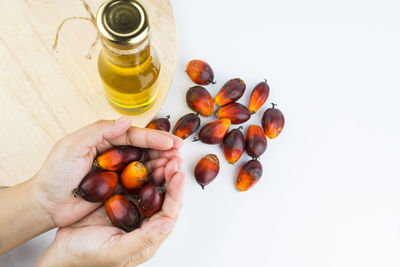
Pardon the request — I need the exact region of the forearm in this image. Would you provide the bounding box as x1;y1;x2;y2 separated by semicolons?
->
0;178;55;255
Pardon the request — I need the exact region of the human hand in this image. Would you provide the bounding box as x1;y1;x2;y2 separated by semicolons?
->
36;159;186;267
32;117;183;228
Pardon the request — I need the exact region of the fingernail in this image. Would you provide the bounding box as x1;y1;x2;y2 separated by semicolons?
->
116;116;131;125
160;222;174;234
176;158;183;170
173;160;179;171
175;161;181;171
174;138;183;149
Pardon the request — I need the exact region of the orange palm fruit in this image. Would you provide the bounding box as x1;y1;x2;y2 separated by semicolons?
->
146;115;171;132
236;160;263;192
194;154;220;189
216;103;250;124
186;86;214;116
120;161;148;193
173;113;201;139
261;103;285;139
186;60;215;85
245;125;267;158
222;127;245;164
94;146;143;171
214;78;246;106
73;171;118;203
105;194;140;232
248;80;270;114
197;119;231;144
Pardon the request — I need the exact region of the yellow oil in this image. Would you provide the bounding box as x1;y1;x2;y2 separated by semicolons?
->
98;43;161;115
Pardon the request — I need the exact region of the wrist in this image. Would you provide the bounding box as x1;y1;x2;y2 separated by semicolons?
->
0;178;56;255
28;176;57;230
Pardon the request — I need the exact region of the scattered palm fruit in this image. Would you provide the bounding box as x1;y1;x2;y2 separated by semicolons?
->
194;154;220;189
138;184;166;217
246;125;267;158
222;127;245;164
216;103;250;124
186;86;214;116
214;78;246;106
120;161;148;193
248;80;270;114
173;113;201;139
186;60;215;85
262;103;285;139
75;58;285;225
197;118;231;144
72;171;118;203
105;194;140;232
146;115;171;132
94;146;143;171
236;160;263;192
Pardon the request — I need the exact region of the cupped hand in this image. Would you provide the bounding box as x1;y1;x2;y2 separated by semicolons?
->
36;159;186;267
32;117;183;227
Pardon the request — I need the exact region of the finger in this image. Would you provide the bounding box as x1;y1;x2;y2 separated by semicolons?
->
62;117;132;156
176;157;183;171
176;157;183;170
63;118;183;158
149;157;182;185
157;171;186;222
144;158;169;174
118;217;175;264
110;127;183;151
151;167;165;185
145;148;181;161
164;157;181;183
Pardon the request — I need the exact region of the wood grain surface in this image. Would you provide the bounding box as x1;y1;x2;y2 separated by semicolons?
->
0;0;177;186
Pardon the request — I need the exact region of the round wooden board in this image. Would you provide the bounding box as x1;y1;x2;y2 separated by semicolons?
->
0;0;177;186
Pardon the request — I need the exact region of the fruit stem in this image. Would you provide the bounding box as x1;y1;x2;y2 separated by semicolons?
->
166;115;171;119
200;184;205;190
237;126;243;130
192;137;200;142
92;160;100;168
72;188;82;198
195;111;200;117
156;186;167;193
264;79;268;83
271;103;277;109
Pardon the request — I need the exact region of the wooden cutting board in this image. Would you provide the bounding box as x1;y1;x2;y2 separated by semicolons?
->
0;0;177;186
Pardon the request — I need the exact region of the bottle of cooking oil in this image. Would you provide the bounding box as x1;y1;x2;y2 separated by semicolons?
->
97;0;160;115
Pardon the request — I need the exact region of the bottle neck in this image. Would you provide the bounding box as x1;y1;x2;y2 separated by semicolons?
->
101;36;151;67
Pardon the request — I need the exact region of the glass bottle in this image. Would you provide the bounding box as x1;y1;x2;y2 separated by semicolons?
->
97;0;161;115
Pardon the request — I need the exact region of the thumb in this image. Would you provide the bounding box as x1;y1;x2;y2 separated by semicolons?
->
59;116;132;155
117;217;175;263
70;116;132;145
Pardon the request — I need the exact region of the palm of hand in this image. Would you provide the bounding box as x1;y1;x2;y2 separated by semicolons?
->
51;209;124;266
37;143;98;227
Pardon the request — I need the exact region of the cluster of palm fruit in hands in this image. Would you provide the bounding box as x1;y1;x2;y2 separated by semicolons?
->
73;146;165;232
147;59;285;192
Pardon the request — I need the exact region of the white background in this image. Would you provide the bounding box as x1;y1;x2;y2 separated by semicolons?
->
2;0;400;266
